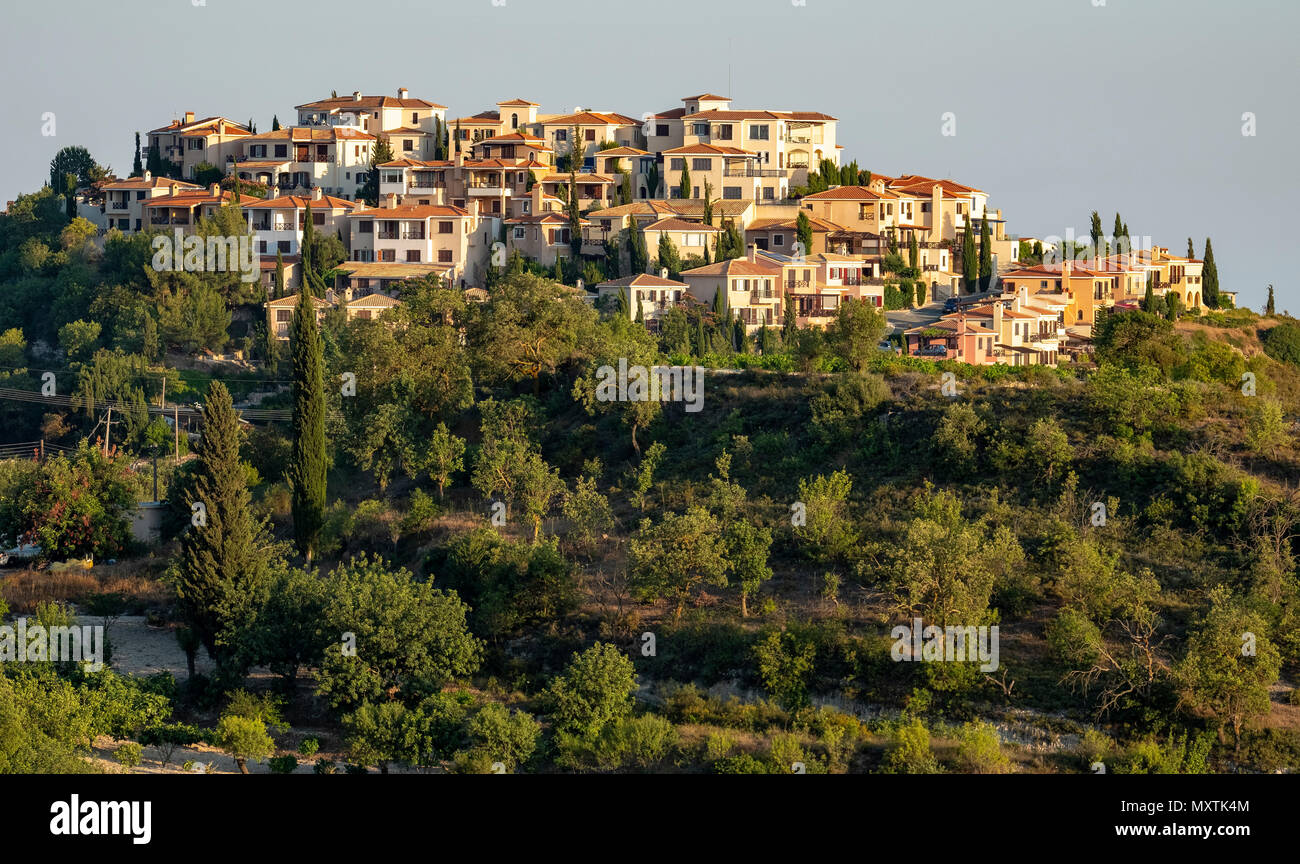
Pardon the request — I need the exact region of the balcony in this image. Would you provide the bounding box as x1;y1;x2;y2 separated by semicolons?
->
467;185;511;196
784;279;813;290
724;166;784;178
150;216;190;226
110;201;129;211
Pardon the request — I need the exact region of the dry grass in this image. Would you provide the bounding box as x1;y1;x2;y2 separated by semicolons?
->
1;558;170;615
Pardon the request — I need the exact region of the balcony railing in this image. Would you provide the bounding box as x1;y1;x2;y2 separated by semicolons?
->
150;216;190;225
785;279;812;290
724;166;784;178
110;201;129;210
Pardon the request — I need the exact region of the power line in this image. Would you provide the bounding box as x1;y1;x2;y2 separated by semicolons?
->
0;386;339;422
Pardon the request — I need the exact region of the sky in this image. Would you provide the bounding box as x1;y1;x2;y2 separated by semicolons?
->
2;0;1295;311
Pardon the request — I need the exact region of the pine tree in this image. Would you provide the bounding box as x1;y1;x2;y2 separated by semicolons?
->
288;277;326;562
272;115;281;132
1202;238;1219;308
679;162;691;200
978;210;992;291
132;132;143;178
174;381;268;660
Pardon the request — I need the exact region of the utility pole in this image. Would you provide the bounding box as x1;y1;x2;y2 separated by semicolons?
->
104;406;112;457
174;406;180;464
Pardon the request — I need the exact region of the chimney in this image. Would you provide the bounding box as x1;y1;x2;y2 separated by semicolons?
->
312;186;323;201
993;301;1003;336
1018;284;1029;309
930;185;942;244
184;111;195;124
531;182;543;213
385;192;398;209
353;91;362;102
143;170;152;183
454;148;464;169
747;243;756;261
218;120;226;135
660;267;668;280
210;183;220;197
398;87;409;100
269;186;280;199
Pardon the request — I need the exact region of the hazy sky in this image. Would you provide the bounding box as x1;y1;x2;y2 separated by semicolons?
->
2;0;1295;310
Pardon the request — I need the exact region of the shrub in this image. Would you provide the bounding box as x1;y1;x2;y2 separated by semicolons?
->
113;741;143;769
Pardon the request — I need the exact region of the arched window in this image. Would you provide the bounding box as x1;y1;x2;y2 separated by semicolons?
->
511;113;519;130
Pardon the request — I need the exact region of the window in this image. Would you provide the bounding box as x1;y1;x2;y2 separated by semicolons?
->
763;187;774;200
438;221;453;234
276;310;293;323
406;250;421;262
921;202;930;213
669;158;684;171
136;191;145;200
358;220;373;233
715;124;733;140
313;212;325;226
693;123;708;136
257;240;267;254
411;112;419;123
555;129;567;141
438;250;452;263
278;241;291;253
723;187;741;199
655;124;669;137
684;233;704;247
274;144;287;158
511;113;518;129
692;158;712;171
773;234;784;246
584;129;595;141
749;124;769;140
187;138;202;150
403;140;414;151
379;249;396;262
513;227;525;239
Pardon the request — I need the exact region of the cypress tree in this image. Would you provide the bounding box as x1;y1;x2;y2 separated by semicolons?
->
703;180;714;226
132;132;143;178
174;381;268;660
1202;238;1219;308
635;293;644;324
694;313;707;357
783;293;798;343
1187;237;1195;259
657;231;681;279
796;210;813;256
272;115;281;132
288;276;326;562
628;224;648;275
1112;212;1124;253
273;250;286;300
454;120;462;154
567;125;582;260
1266;284;1275;316
1089;211;1103;258
554;253;564;284
1142;278;1155;313
978;210;992;291
679;162;691;200
908;231;919;272
300;201;316;286
961;224;978;292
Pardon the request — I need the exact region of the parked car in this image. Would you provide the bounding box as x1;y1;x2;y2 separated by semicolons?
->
913;344;949;357
943;297;960;313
